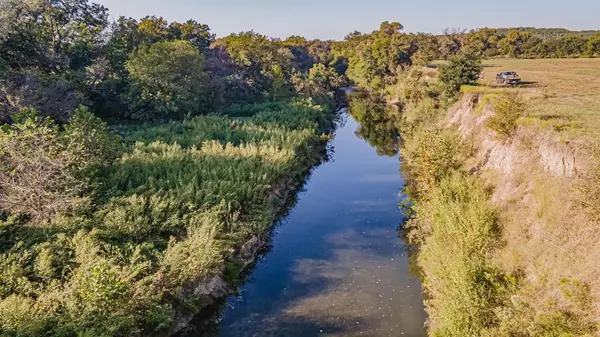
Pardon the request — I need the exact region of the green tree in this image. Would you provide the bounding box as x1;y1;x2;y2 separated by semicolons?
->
411;33;440;66
438;53;482;98
464;28;500;57
438;28;466;59
105;17;142;75
137;16;169;45
498;30;532;57
0;0;108;71
217;31;294;100
168;20;214;51
585;33;600;57
293;63;344;106
346;22;416;92
555;35;588;57
124;40;211;120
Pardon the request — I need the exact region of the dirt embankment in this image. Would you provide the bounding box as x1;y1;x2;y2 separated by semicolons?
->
446;93;600;326
447;93;587;178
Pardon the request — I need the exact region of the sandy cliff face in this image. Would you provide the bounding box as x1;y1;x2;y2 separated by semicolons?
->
447;93;587;179
445;93;600;327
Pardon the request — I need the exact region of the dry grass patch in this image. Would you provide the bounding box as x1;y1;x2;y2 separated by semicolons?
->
476;59;600;138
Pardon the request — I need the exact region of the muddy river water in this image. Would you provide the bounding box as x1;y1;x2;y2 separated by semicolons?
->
184;110;426;336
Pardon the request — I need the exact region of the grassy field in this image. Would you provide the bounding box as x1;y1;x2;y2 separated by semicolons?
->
464;58;600;138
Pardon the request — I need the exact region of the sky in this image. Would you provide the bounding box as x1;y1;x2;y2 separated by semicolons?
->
94;0;600;40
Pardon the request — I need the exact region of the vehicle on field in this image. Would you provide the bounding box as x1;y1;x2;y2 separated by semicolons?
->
496;71;521;85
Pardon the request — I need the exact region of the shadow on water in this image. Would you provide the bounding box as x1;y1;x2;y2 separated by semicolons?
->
180;97;426;337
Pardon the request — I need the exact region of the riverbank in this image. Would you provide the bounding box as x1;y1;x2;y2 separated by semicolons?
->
393;62;600;336
179;107;426;337
0;99;339;337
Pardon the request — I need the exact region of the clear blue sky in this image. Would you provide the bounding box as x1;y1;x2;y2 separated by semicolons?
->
94;0;600;40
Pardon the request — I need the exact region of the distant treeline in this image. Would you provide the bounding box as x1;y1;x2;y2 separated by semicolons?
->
2;2;598;124
444;27;600;59
327;23;600;92
494;27;600;39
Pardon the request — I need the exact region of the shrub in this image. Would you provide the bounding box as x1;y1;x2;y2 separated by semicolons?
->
410;173;506;337
401;126;462;196
67;263;137;335
160;210;228;287
486;92;528;138
0;107;119;220
63;106;123;171
438;53;482;98
0;109;87;220
0;295;52;336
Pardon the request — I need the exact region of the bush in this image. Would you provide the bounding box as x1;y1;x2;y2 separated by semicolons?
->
0;109;87;220
438;53;482;98
486;92;528;138
401;126;462;196
0;107;119;220
409;173;506;337
292;63;345;107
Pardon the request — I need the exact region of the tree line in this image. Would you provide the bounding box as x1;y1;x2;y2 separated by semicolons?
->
329;22;600;94
2;0;598;125
0;0;346;125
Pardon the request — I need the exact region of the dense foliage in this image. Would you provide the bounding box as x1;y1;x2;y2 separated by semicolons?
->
335;25;600;94
0;99;336;336
0;1;344;335
124;40;211;120
1;0;599;336
486;92;529;138
0;0;343;123
437;53;482;98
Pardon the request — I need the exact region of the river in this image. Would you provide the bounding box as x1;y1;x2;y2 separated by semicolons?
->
183;105;426;336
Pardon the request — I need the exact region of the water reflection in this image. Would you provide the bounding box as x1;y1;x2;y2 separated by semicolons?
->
181;107;426;337
348;97;402;157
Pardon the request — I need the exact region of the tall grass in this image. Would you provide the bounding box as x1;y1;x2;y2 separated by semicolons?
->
408;173;507;337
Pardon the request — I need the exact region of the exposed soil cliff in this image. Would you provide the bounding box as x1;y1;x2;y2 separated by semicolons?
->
447;93;587;178
445;93;600;331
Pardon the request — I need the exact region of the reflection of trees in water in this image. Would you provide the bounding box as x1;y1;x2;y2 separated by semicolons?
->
348;97;402;157
349;96;425;284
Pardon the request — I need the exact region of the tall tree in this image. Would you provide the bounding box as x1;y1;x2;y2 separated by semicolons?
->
124;40;210;120
168;20;214;51
498;30;532;58
0;0;108;70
